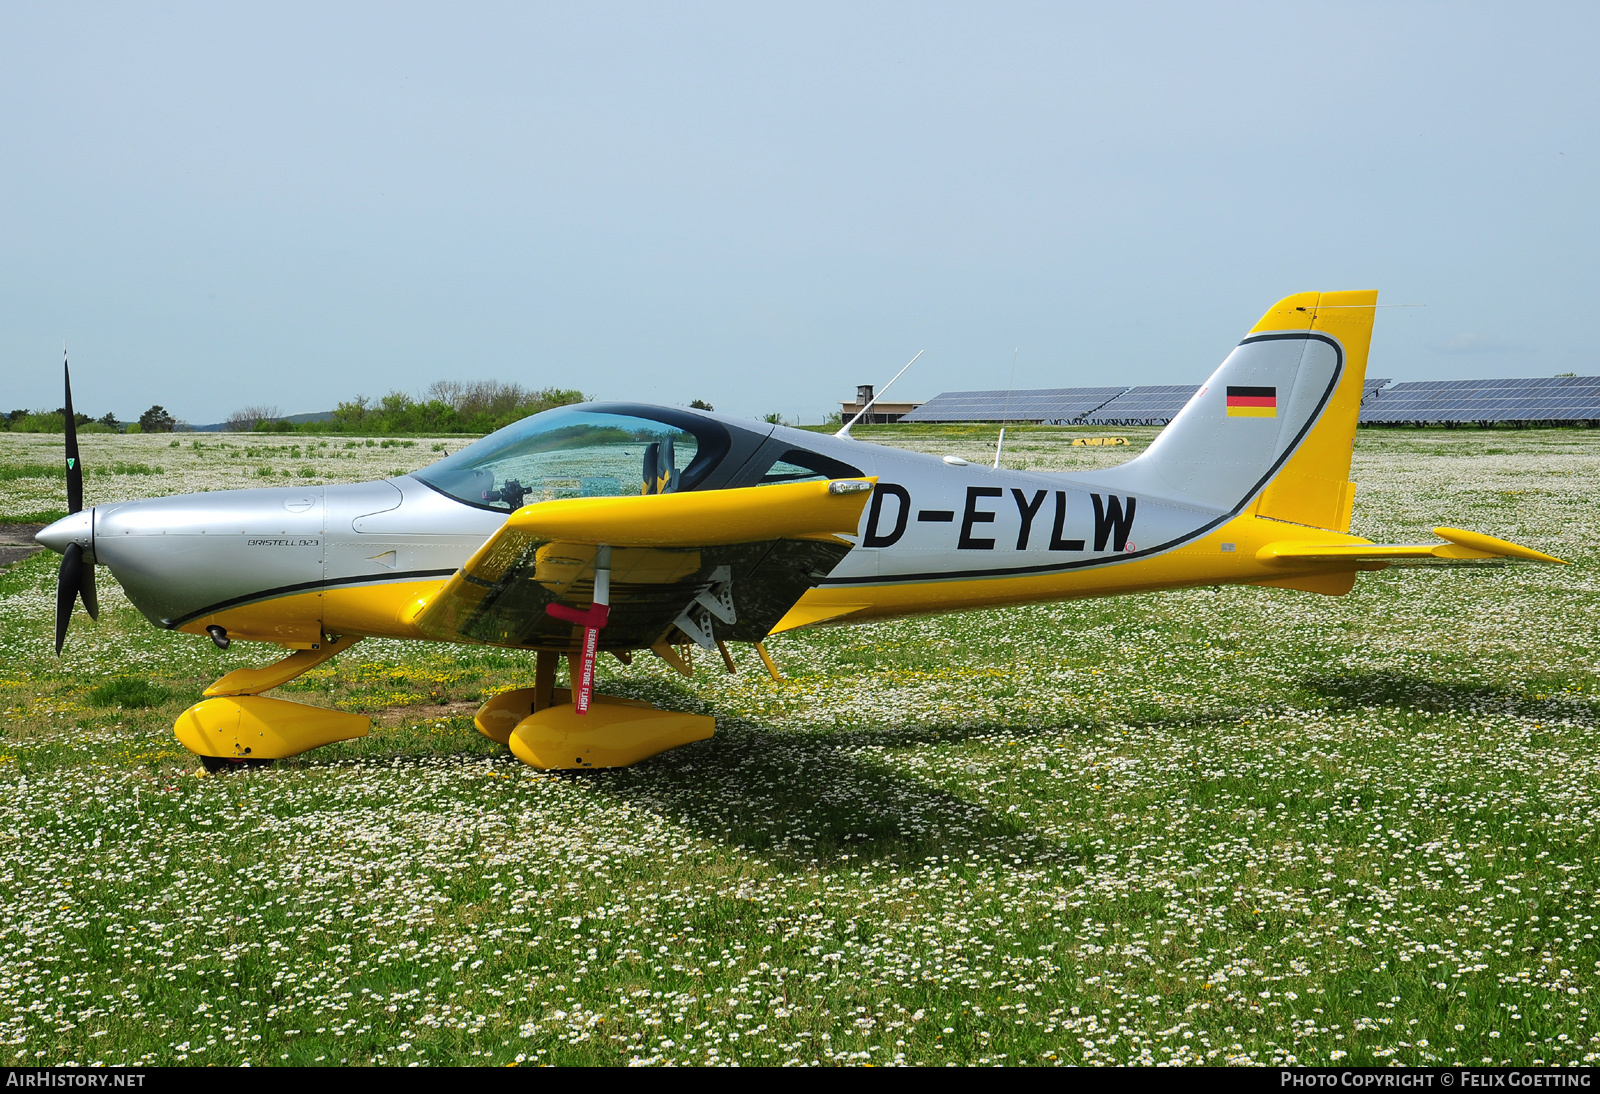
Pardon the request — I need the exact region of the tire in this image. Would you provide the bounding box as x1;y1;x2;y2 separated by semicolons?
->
198;755;275;774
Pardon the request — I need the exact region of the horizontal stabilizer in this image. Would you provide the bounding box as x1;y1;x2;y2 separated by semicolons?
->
1258;526;1565;566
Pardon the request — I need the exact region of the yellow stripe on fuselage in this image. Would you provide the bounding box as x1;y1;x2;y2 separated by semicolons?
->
178;512;1555;650
771;511;1374;632
176;577;450;648
1225;405;1277;418
179;511;1385;648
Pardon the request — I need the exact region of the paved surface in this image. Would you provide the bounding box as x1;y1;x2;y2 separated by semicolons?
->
0;524;45;569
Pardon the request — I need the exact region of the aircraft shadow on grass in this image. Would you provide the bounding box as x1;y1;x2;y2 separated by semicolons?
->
1300;669;1599;724
283;720;1073;873
572;714;1097;873
350;681;1251;873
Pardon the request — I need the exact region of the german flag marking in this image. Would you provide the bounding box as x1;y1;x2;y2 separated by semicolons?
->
1226;385;1277;418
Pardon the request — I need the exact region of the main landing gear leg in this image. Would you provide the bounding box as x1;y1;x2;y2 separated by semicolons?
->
474;651;566;744
175;635;369;770
473;647;713;770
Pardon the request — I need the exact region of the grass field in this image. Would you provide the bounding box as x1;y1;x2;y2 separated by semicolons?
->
1;423;1598;1066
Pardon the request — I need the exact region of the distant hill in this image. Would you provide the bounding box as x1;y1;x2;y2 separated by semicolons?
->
188;411;335;433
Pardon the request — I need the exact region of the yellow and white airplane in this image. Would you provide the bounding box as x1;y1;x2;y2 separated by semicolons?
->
37;291;1564;771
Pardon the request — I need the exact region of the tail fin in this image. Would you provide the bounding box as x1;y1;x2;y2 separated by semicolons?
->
1096;290;1377;531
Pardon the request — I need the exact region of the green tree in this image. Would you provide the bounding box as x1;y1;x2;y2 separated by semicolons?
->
332;395;371;427
138;405;176;433
689;399;714;411
319;382;586;435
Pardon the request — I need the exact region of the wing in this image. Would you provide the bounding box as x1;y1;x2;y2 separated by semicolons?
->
1258;526;1565;567
410;478;875;650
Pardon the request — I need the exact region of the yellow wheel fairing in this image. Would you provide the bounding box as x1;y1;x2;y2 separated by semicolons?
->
175;695;370;760
474;687;654;745
507;703;714;770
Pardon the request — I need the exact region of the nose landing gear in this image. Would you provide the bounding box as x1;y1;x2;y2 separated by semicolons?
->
176;635;369;769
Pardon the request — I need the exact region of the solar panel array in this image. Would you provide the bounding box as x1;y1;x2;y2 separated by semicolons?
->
1081;385;1201;426
1359;376;1600;425
899;386;1126;423
899;375;1598;428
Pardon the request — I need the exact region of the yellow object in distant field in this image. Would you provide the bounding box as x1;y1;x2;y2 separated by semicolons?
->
1069;436;1128;447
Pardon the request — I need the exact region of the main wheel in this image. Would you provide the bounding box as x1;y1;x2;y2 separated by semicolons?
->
199;755;275;774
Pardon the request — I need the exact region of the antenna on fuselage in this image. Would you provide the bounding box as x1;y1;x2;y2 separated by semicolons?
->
993;346;1018;469
836;350;923;439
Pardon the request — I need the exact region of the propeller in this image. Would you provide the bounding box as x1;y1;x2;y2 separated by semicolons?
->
54;352;98;656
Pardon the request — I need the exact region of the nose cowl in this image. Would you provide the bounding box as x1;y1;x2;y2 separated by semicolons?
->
36;510;93;559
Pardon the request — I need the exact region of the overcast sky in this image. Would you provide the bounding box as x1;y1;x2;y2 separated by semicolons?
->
2;3;1596;424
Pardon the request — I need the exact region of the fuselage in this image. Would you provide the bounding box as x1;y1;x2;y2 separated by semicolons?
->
35;400;1356;651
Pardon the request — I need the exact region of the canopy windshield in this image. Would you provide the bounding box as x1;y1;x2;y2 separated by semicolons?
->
415;405;732;512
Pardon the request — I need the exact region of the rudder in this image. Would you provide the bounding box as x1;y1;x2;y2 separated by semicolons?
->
1251;291;1376;532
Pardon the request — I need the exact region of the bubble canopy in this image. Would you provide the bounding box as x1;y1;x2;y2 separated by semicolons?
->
414;404;733;512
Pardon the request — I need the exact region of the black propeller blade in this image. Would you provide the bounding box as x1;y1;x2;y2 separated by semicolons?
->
64;354;82;515
56;542;83;656
80;564;98;621
53;352;97;655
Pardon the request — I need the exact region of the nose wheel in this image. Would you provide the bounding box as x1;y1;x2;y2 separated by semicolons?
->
178;637;370;766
